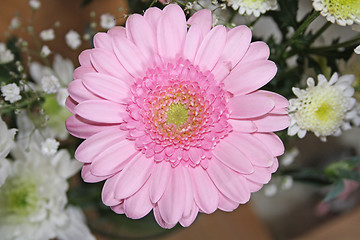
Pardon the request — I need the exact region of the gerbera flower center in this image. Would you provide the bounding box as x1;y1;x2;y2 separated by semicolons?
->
166;103;189;128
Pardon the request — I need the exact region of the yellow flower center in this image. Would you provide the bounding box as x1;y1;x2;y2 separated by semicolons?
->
295;85;348;136
166;103;189;128
324;0;360;20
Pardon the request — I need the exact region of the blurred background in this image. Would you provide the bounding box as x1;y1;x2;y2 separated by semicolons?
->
1;0;360;239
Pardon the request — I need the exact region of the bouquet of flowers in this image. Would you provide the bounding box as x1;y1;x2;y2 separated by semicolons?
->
0;0;359;239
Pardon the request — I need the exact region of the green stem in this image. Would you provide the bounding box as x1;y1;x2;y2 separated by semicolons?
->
308;21;332;44
0;94;42;114
278;11;320;58
308;36;360;52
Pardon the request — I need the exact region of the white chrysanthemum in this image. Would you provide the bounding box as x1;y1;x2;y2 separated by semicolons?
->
100;13;116;29
40;45;51;57
0;43;14;64
1;83;22;103
0;118;16;186
65;30;81;50
227;0;278;17
41;75;60;94
29;0;41;10
288;73;357;141
312;0;360;26
39;29;55;41
0;119;94;240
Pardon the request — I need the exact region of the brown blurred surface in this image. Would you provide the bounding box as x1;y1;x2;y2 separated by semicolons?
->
0;0;128;64
294;206;360;240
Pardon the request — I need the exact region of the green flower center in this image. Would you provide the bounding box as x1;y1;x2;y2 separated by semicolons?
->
315;102;334;122
0;178;39;217
166;103;189;128
324;0;360;19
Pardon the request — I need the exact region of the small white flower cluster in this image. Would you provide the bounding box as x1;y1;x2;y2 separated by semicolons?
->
40;28;55;41
65;30;81;49
1;83;22;103
0;113;95;240
227;0;278;17
0;43;14;64
263;176;294;197
100;13;116;29
29;0;41;10
40;45;51;57
288;73;358;141
9;17;21;30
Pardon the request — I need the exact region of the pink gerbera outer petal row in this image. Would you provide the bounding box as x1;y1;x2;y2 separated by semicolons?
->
66;4;289;229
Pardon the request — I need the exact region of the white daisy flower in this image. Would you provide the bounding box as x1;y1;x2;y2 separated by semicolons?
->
65;30;81;50
288;73;357;141
312;0;360;26
39;29;55;41
227;0;278;17
100;13;116;29
1;83;22;103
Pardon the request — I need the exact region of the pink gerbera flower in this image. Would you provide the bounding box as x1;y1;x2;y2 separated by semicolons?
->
66;4;289;228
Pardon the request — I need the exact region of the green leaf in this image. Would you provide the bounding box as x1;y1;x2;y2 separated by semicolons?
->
337;169;360;182
324;180;345;202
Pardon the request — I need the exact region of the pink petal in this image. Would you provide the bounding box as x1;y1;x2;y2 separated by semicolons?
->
81;163;110;183
187;9;212;30
269;158;279;173
241;41;270;64
75;127;125;163
73;66;96;79
126;14;157;63
102;174;123;206
93;32;112;50
74;100;126;124
188;147;202;165
183;23;207;64
229;93;275;119
194;25;227;72
207;158;251;203
90;141;138;176
157;4;187;61
114;154;153;199
213;137;254;174
179;203;199;227
181;167;195;218
247;180;263;193
107;26;127;38
226;132;274;167
190;166;219;214
65;97;77;114
112;36;148;79
253;132;284;157
111;202;125;214
211;26;252;81
218;193;239;212
158;167;186;224
90;49;134;84
149;161;171;203
153;205;177;229
79;49;92;66
252;114;290;132
68;79;101;103
82;72;130;104
254;90;289;114
224;60;277;95
124;178;153;219
144;7;162;33
244;166;271;184
228;119;257;133
66;115;118;139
